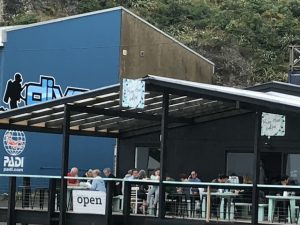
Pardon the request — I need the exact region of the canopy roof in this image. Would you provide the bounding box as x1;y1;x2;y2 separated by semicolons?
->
0;76;299;138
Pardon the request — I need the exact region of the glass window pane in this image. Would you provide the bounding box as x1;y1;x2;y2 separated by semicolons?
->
287;154;300;184
227;153;253;177
135;147;160;175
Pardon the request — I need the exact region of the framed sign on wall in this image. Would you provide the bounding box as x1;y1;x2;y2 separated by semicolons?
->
121;78;145;109
261;112;285;137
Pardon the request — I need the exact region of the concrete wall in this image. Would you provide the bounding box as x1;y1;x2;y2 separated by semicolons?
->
120;10;214;83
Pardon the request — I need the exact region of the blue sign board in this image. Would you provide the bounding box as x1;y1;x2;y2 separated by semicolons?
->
0;9;122;175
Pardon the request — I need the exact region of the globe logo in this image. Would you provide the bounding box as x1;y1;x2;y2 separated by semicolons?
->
3;130;26;156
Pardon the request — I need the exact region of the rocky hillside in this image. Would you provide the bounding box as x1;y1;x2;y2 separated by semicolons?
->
1;0;300;87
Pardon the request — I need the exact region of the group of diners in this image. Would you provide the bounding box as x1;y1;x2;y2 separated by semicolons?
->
123;168;209;214
123;168;298;218
67;167;117;193
66;166;298;219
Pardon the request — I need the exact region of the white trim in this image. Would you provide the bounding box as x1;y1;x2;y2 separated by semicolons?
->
146;75;300;109
0;25;21;45
0;173;60;179
2;7;123;33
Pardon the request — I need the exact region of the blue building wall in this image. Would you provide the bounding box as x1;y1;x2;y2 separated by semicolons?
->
0;9;122;176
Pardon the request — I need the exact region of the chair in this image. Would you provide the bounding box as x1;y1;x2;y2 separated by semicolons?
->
130;186;144;214
258;203;268;222
112;195;123;212
190;188;204;218
32;187;48;209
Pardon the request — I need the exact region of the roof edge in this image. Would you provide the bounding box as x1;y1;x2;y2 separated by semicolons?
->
2;6;123;33
122;8;215;68
2;6;214;68
0;25;23;44
247;81;300;94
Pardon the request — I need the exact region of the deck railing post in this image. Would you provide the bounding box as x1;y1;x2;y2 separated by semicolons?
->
48;178;56;225
59;104;71;225
251;111;261;225
206;186;211;222
123;181;131;225
105;180;113;225
158;92;169;219
23;177;30;208
7;176;16;225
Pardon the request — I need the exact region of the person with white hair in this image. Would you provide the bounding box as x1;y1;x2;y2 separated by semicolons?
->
67;167;79;186
103;167;122;196
90;169;106;192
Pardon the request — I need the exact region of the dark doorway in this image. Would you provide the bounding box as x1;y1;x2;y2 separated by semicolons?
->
261;152;282;184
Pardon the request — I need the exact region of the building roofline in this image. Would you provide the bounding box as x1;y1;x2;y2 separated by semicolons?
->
0;7;123;43
2;7;123;33
247;81;300;97
0;25;23;46
144;75;300;114
0;7;214;69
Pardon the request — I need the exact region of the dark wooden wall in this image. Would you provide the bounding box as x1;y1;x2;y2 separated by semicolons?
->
118;112;300;181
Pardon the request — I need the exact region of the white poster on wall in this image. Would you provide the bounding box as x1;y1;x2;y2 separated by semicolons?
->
261;112;285;137
72;190;106;214
121;78;145;109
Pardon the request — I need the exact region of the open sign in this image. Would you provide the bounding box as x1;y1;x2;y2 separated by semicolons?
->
72;190;106;214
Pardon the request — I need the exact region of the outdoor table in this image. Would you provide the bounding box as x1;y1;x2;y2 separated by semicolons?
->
202;191;238;220
266;195;300;223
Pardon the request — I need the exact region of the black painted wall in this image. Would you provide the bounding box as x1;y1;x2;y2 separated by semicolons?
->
118;112;300;182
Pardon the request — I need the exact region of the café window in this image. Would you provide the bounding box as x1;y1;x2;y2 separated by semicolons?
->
135;147;160;175
226;152;254;177
286;154;300;184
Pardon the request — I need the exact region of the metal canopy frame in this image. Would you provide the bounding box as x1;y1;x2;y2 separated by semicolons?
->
3;76;300;225
1;76;300;139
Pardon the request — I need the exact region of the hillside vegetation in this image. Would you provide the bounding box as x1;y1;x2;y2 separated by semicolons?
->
3;0;300;86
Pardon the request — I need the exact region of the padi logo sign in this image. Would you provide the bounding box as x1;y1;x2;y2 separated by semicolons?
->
3;130;26;156
3;130;26;172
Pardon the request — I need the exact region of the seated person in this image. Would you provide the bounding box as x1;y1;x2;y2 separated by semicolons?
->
165;175;176;195
171;173;190;216
188;170;201;216
210;174;229;217
67;167;79;186
90;169;106;192
234;176;253;218
128;168;140;180
176;173;190;196
103;167;121;196
124;169;133;179
234;175;252;203
81;169;93;184
137;170;149;212
188;170;201;194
